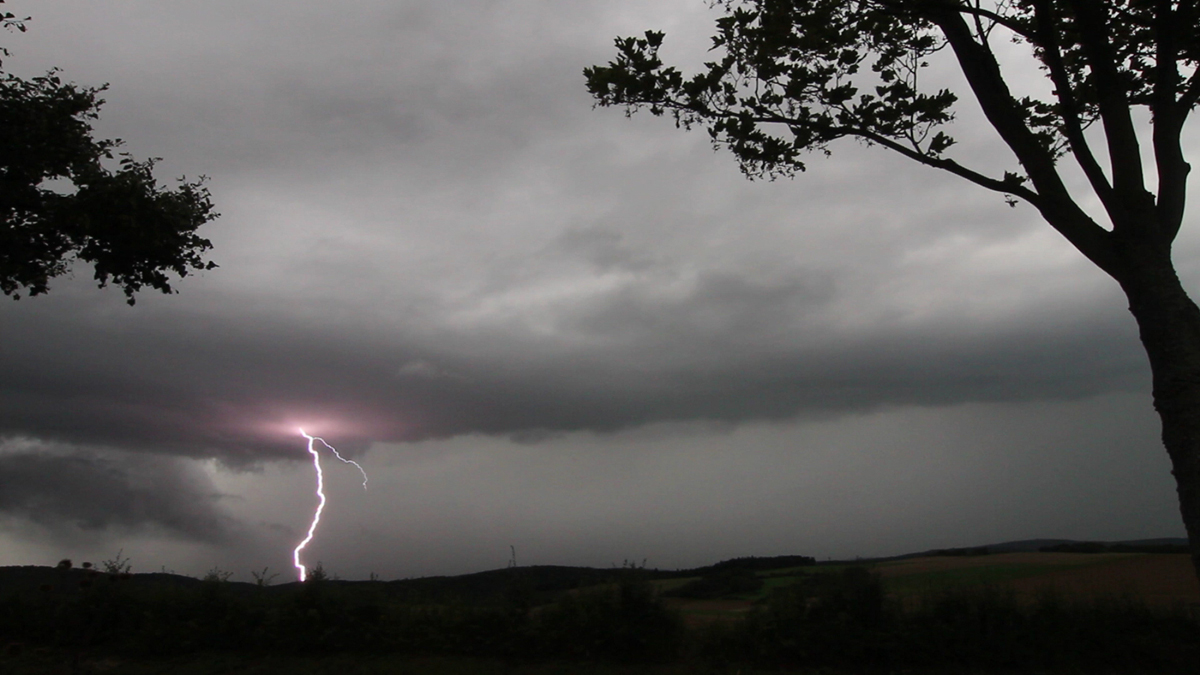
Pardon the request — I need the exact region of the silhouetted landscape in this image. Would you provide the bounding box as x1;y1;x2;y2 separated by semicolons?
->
2;540;1196;674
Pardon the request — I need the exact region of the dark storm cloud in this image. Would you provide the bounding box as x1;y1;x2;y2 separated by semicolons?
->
0;271;1147;460
0;444;228;542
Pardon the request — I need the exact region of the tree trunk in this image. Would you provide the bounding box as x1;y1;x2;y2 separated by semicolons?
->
1114;241;1200;584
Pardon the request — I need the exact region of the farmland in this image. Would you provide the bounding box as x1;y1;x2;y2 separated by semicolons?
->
658;551;1200;626
879;552;1199;606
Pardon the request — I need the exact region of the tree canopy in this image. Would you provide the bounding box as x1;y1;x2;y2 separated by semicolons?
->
1;4;217;304
586;0;1198;276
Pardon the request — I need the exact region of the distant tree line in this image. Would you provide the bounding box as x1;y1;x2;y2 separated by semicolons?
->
931;546;992;557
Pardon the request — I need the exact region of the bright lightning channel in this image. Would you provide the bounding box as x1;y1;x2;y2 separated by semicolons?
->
293;428;368;582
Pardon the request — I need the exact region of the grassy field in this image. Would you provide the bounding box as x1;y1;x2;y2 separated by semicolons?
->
660;552;1200;624
877;552;1198;607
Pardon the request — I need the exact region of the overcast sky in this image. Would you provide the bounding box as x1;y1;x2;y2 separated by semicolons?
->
1;1;1195;581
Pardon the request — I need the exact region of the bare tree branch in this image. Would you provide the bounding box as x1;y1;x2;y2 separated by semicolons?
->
950;1;1036;41
852;127;1041;203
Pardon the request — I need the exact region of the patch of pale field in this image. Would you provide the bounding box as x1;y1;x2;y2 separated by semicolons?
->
875;552;1138;577
662;598;754;626
1007;553;1200;607
878;553;1200;608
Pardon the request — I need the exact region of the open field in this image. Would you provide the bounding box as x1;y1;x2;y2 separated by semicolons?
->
662;597;754;625
663;552;1200;624
877;552;1200;607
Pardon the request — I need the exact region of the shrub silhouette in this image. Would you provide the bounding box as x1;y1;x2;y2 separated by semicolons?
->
534;566;683;662
667;566;763;599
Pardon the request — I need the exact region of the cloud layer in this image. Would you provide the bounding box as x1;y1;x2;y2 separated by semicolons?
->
0;442;229;543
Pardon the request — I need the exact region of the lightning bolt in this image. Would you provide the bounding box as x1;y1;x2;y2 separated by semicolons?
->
310;432;369;489
293;428;368;582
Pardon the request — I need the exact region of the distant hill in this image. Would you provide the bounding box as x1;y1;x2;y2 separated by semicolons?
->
1;538;1188;603
1036;539;1191;554
0;565;212;600
669;555;816;576
890;537;1191;560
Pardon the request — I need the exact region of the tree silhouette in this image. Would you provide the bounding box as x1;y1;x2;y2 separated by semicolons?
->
586;0;1200;581
1;3;216;304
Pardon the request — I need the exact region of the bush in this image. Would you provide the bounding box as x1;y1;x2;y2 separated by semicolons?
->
534;567;683;662
666;567;763;599
725;566;894;666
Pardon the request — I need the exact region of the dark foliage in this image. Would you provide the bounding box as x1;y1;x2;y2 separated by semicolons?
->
584;1;1199;217
931;545;991;557
533;567;684;663
2;561;1195;672
0;563;682;664
379;565;638;607
1;2;217;303
665;567;764;599
685;554;816;576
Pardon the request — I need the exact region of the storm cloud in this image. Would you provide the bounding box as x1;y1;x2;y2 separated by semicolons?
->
0;442;229;543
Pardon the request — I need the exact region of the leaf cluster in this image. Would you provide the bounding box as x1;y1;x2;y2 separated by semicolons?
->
586;0;957;179
585;0;1200;215
1;14;217;303
0;0;28;65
